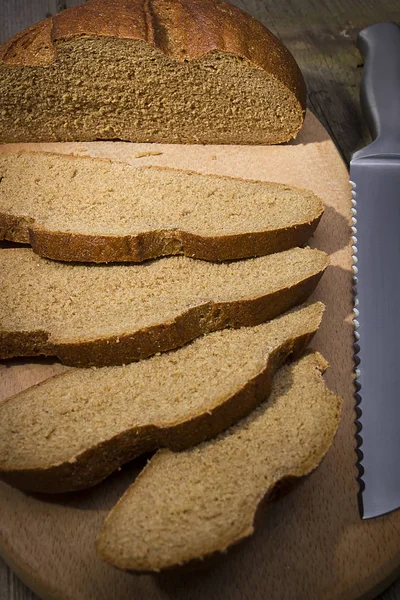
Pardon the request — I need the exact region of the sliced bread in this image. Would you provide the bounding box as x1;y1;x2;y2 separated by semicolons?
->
97;352;342;572
0;0;305;145
0;303;323;494
0;247;328;367
0;152;323;263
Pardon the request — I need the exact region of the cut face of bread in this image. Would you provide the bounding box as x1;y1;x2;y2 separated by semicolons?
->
96;352;342;572
0;152;323;263
0;247;328;367
0;0;306;144
0;303;323;494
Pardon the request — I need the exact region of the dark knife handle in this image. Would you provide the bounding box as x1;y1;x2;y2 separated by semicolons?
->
357;22;400;155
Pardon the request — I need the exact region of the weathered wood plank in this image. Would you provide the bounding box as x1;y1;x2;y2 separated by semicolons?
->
230;0;400;161
0;0;85;44
0;557;36;600
379;580;400;600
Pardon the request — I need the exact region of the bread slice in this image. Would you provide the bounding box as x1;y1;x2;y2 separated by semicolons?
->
96;352;342;572
0;0;305;145
0;303;323;494
0;247;328;367
0;152;323;263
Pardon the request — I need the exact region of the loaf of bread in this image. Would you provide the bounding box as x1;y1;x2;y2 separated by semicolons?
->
0;303;323;494
97;352;342;572
0;152;323;263
0;0;306;145
0;247;328;367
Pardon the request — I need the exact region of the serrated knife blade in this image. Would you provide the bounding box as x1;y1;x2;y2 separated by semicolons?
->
350;22;400;519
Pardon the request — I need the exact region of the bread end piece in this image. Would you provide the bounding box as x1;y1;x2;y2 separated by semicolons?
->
0;0;305;144
96;352;342;572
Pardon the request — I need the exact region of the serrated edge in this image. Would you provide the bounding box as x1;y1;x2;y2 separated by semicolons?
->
350;179;365;516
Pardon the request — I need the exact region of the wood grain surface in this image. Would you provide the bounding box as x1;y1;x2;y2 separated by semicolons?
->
0;2;400;600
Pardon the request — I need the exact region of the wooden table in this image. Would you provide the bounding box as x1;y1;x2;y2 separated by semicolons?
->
0;1;399;599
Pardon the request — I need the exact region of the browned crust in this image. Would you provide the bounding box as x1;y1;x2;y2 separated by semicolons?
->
2;215;323;264
0;329;316;494
0;212;32;243
0;330;52;358
0;264;327;367
0;18;55;66
96;352;343;573
0;0;306;115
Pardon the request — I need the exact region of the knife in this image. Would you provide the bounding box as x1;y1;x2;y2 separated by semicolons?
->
351;22;400;519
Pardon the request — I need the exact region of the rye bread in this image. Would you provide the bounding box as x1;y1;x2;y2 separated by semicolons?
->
0;0;305;145
0;303;323;493
0;151;323;263
96;352;342;572
0;247;328;367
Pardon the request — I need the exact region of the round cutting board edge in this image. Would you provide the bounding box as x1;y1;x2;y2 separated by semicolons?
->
1;112;400;600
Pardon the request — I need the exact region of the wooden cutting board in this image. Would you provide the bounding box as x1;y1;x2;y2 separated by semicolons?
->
1;111;399;600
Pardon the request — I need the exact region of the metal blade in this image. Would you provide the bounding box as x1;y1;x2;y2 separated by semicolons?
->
350;155;400;519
